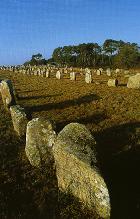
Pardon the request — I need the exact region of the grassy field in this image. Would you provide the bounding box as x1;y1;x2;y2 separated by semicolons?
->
0;70;140;218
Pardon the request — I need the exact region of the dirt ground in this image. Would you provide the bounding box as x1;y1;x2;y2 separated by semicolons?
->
0;70;140;218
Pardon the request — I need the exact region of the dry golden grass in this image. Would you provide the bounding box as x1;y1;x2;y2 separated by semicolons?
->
0;70;140;218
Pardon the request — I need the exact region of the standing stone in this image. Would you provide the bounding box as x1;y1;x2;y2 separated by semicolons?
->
115;68;120;74
25;118;56;168
85;68;92;83
97;69;101;76
106;68;112;76
46;70;50;78
10;105;28;136
107;79;118;87
85;68;91;74
127;73;140;89
53;123;110;219
99;68;103;73
85;72;92;83
0;80;16;109
70;72;76;81
56;70;63;79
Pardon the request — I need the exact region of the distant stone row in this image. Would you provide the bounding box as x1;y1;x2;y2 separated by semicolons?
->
0;79;110;218
1;65;140;88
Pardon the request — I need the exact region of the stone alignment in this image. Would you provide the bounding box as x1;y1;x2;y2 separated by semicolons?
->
0;80;16;109
25;118;56;168
127;73;140;89
10;105;28;136
107;79;118;87
53;123;110;219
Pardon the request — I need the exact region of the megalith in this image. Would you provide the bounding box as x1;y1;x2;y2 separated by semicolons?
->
25;118;56;168
53;123;110;218
0;80;16;109
10;105;28;137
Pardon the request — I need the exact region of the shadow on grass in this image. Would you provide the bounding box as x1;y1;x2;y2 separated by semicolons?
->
25;93;100;113
18;93;62;101
18;89;53;94
118;83;127;87
94;121;140;219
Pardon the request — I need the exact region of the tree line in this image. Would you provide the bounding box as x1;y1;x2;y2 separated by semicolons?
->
25;39;140;69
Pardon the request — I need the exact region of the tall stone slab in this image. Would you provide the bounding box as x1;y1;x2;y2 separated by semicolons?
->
53;123;110;218
0;80;16;109
106;68;112;76
46;70;50;78
10;105;28;136
85;72;92;83
25;118;56;168
97;69;101;76
85;68;92;83
56;70;63;79
70;72;76;81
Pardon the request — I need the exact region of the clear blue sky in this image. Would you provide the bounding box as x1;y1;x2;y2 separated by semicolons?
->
0;0;140;65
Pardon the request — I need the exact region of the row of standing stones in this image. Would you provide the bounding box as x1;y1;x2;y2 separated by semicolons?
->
0;79;111;218
1;65;140;88
0;66;140;217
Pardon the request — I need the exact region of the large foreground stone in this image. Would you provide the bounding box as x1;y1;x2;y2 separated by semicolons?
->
25;118;56;168
127;73;140;89
10;105;28;136
0;80;16;109
53;123;110;218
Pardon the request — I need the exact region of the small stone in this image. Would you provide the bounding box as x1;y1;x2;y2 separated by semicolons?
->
107;79;118;87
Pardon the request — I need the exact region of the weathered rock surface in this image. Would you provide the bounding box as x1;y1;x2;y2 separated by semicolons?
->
25;118;56;168
0;80;16;109
127;73;140;89
10;105;28;136
53;123;110;218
